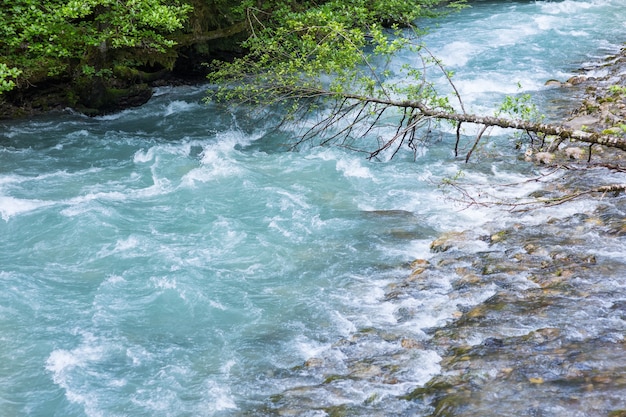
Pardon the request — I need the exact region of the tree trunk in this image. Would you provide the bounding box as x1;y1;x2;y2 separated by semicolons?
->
335;92;626;151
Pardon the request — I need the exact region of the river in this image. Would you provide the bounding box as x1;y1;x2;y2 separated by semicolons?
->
1;1;625;416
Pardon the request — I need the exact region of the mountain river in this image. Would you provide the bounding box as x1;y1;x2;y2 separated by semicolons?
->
1;0;625;416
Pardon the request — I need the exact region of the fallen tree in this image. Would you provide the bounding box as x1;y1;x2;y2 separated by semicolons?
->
206;1;626;169
269;87;626;161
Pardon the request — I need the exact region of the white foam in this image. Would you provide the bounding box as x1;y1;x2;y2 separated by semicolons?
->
209;300;227;310
104;275;126;285
203;381;238;412
133;147;156;163
163;100;201;117
66;129;90;139
436;41;481;67
0;195;52;221
46;336;107;417
490;25;540;47
60;190;127;217
150;276;178;290
533;15;559;31
336;158;374;179
539;0;594;15
113;236;139;252
561;29;590;38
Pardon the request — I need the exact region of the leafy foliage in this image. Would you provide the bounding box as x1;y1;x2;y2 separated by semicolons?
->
0;0;192;93
0;64;22;93
207;0;466;111
496;85;544;123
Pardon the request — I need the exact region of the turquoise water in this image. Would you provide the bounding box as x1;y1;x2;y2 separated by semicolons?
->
1;1;625;416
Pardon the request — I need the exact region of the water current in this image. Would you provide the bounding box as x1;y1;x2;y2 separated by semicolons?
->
1;1;625;416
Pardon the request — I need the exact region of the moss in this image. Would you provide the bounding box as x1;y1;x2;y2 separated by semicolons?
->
323;374;346;384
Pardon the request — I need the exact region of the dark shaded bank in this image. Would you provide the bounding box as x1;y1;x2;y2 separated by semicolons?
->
0;36;245;120
0;69;199;119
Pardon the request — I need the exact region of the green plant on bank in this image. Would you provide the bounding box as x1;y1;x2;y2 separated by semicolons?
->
205;0;467;158
601;124;626;136
608;84;626;96
208;0;626;162
597;85;626;136
0;0;192;94
493;84;549;149
0;63;22;93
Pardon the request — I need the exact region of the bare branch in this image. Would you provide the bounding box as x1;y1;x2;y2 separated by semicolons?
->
465;125;489;163
308;90;626;152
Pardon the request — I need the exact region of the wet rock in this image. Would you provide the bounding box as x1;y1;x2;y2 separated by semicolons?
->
401;338;424;349
567;75;587;85
564;146;585;159
545;79;563;87
304;357;324;368
451;270;482;290
534;151;555;164
410;259;430;268
394;306;415;323
489;230;508;243
430;232;469;253
348;362;382;380
563;114;600;130
482;337;504;348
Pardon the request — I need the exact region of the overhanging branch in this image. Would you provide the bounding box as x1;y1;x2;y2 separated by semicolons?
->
326;91;626;151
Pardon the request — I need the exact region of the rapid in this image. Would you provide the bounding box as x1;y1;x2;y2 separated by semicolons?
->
1;1;625;416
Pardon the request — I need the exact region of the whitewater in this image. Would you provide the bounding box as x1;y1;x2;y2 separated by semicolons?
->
1;1;625;416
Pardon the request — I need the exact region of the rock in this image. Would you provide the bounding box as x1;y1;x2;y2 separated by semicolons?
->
304;357;324;367
430;232;468;253
545;79;563;87
401;338;423;349
564;147;584;159
482;337;504;348
567;75;587;85
524;148;533;162
349;362;382;379
563;115;600;130
410;259;430;268
534;152;555;165
490;230;508;243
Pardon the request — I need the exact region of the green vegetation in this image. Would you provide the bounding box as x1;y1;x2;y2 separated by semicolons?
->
206;0;626;157
205;0;467;158
1;0;462;115
0;0;253;114
207;0;466;110
0;63;21;93
0;0;192;88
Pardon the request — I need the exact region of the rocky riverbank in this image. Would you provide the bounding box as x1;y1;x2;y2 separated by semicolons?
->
394;46;626;416
555;45;626;165
568;46;626;133
260;46;626;417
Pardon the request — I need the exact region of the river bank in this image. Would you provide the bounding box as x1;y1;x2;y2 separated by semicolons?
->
563;45;626;165
262;46;626;417
392;44;626;417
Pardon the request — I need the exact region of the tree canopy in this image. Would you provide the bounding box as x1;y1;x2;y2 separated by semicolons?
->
0;0;467;114
0;0;192;86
